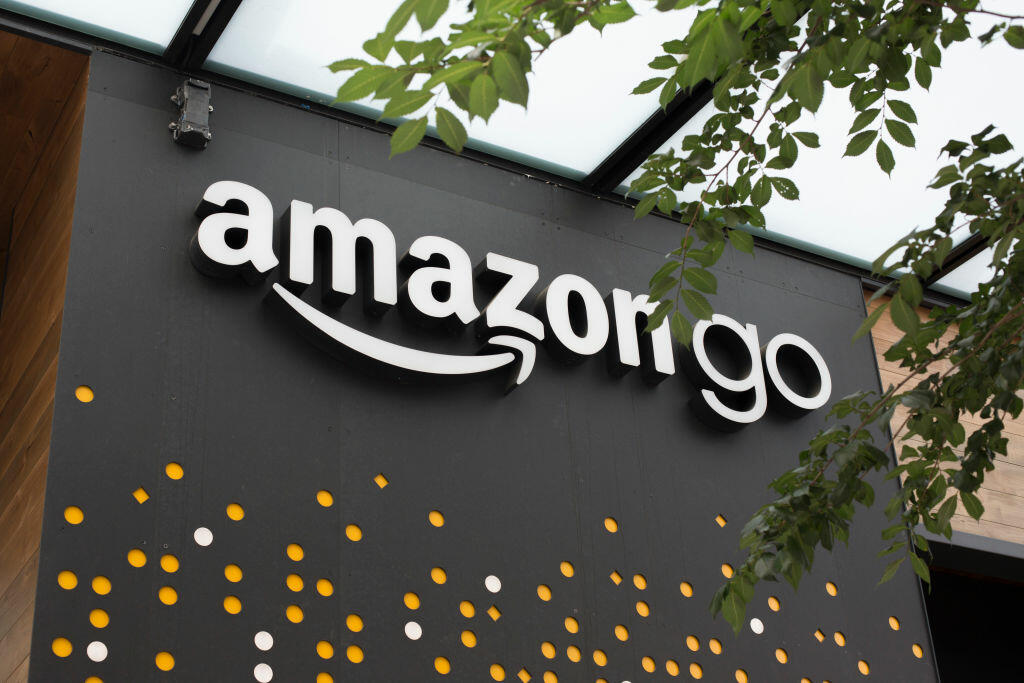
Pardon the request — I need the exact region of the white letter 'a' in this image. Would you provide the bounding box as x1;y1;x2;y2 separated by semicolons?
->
401;236;480;327
191;180;278;283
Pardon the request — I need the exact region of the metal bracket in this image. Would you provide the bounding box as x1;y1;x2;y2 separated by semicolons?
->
169;78;213;149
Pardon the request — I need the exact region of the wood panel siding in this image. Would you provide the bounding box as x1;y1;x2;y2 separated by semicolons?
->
866;291;1024;546
0;31;87;682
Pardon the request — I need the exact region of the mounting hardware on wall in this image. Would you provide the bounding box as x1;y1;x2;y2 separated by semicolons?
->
169;79;213;149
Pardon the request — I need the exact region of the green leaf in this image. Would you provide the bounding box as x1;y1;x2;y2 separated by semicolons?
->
751;176;772;207
888;100;918;123
793;131;820;148
390;117;428;157
435;107;467;153
845;130;878;157
936;496;958;528
632;77;667;94
728;229;754;254
909;553;931;584
423;61;484;90
677;24;717;88
889;294;919;335
899;273;923;307
328;58;369;73
634;193;659;219
1005;26;1024;49
886;119;916;147
364;33;394;61
876;139;895;176
769;176;799;200
591;1;637;27
682;267;717;294
381;90;433;119
790;63;824;112
385;0;417;36
879;557;905;584
961;491;984;520
335;66;393;102
849;108;880;134
681;289;713;320
491;51;529;106
846;37;872;73
721;589;746;634
670;311;693;346
915;58;932;89
853;301;887;340
414;0;448;30
770;0;797;25
468;73;499;121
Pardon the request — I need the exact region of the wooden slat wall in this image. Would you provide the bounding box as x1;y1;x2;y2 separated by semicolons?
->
866;291;1024;546
0;31;87;683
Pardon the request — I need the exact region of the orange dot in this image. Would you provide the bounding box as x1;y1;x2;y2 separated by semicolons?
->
346;614;363;632
286;604;303;622
155;651;175;671
316;640;334;659
92;576;111;595
347;644;364;663
459;600;474;617
286;543;304;561
158;586;178;605
537;585;552;601
560;561;574;578
429;510;445;527
127;548;147;568
316;490;333;507
165;463;183;480
51;637;72;657
679;581;693;597
57;570;77;590
317;578;334;596
226;503;244;521
404;592;420;609
604;517;618;532
75;385;94;402
64;506;84;525
435;657;451;674
223;596;241;614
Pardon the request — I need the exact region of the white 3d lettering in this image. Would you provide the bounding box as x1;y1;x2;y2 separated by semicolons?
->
190;181;832;428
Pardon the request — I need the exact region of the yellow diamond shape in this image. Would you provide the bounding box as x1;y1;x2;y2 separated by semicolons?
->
487;605;501;621
132;487;150;503
814;629;825;642
610;571;622;585
714;514;727;527
374;473;389;489
517;668;531;682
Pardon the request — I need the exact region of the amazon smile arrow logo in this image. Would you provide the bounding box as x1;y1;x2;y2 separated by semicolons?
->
191;181;833;429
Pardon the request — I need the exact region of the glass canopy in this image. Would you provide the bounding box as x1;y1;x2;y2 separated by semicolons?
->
623;9;1022;298
0;0;194;53
205;0;697;179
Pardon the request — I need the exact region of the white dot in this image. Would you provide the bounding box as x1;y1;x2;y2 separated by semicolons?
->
194;526;213;546
254;663;273;682
254;631;274;651
405;621;422;640
749;617;764;635
484;575;501;593
86;641;108;662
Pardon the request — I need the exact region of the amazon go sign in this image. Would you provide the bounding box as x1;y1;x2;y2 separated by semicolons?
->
189;181;831;430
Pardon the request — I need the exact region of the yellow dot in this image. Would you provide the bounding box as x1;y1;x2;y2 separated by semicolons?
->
317;674;333;683
346;614;363;632
316;640;334;659
686;635;699;651
689;662;703;679
160;554;179;573
286;574;304;592
429;510;445;527
158;586;178;605
127;549;147;568
593;650;607;666
834;631;846;647
345;525;362;541
316;490;334;507
604;517;618;533
226;503;244;521
912;643;924;658
86;678;103;683
347;644;364;663
51;637;72;657
311;578;332;596
564;616;579;634
610;571;622;585
404;592;420;609
720;563;733;578
132;487;150;503
221;564;242;583
461;630;477;648
57;570;77;590
286;604;303;623
633;574;647;590
155;651;175;671
814;629;825;642
537;585;552;601
165;463;183;480
775;648;788;664
734;670;748;683
92;576;111;595
889;616;901;630
491;664;506;681
825;581;838;596
431;567;447;584
858;660;870;675
459;600;474;617
286;543;304;561
802;679;812;683
89;608;109;628
679;581;693;597
709;638;722;655
543;672;557;683
223;595;241;614
614;624;629;641
64;506;84;525
374;473;389;488
666;659;680;676
75;385;94;402
768;596;781;611
642;656;656;673
541;642;556;659
636;600;649;617
435;656;451;674
559;561;574;578
567;645;581;662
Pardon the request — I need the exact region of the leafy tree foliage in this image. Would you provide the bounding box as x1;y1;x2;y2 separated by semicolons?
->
335;0;1024;631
